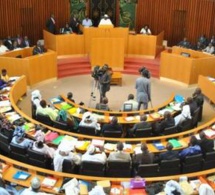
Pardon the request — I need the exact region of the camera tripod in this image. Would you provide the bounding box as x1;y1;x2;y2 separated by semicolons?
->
88;79;99;107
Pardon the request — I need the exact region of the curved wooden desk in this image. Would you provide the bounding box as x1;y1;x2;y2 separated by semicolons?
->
10;76;215;154
1;153;215;195
4;76;215;194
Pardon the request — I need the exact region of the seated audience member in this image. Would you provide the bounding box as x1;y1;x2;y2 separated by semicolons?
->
132;143;154;171
79;111;101;131
32;41;44;55
20;177;52;195
102;116;122;136
197;131;214;155
203;43;215;54
107;142;131;162
174;100;191;126
164;180;183;195
140;25;152;35
155;111;175;135
121;94;138;111
82;15;93;27
96;97;110;111
0;187;10;195
32;141;55;158
187;97;198;117
61;23;73;34
4;36;13;50
21;36;30;48
67;92;75;103
53;146;81;172
11;134;33;149
193;41;205;51
179;136;202;160
177;37;191;48
56;109;76;130
209;35;215;46
36;99;58;121
99;14;113;26
0;78;9;90
11;40;21;51
0;40;9;54
198;34;208;46
0;69;9;82
129;114;151;136
81;144;107;164
138;66;150;79
198;183;215;195
192;88;204;108
77;101;85;114
159;143;179;162
31;90;42;108
16;34;23;47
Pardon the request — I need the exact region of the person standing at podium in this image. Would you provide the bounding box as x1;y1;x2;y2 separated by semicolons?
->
46;13;56;34
99;14;113;26
140;25;152;35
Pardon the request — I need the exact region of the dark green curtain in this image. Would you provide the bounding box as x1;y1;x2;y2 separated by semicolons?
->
70;0;87;21
90;0;117;27
119;0;136;30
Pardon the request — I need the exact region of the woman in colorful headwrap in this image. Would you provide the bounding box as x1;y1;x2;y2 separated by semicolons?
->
56;109;78;131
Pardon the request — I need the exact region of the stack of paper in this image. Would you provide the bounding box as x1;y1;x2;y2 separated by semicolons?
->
91;139;105;148
75;141;90;151
41;177;57;189
153;142;165;150
125;116;135;122
150;112;160;119
104;143;116;151
168;139;182;148
203;129;215;138
13;171;31;180
50;97;62;104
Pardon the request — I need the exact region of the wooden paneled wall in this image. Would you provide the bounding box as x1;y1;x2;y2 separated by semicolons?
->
136;0;215;46
0;0;70;45
0;0;215;46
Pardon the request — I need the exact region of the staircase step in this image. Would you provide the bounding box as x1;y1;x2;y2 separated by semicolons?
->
58;69;91;78
57;55;161;79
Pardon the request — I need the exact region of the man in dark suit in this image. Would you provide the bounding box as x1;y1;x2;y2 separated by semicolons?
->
155;111;175;135
70;15;80;34
197;131;214;155
129;114;151;136
187;97;198;117
21;36;30;48
101;116;122;136
46;14;56;34
159;143;179;161
32;41;44;55
4;36;13;50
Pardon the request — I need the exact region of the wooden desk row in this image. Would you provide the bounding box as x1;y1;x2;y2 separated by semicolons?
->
2;75;215;194
10;76;215;150
0;47;57;86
